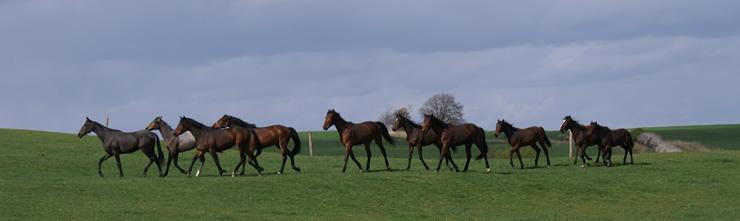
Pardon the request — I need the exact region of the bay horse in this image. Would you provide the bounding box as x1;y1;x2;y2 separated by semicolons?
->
173;116;263;177
212;114;302;175
586;121;634;167
145;116;200;177
392;114;455;170
322;109;394;173
559;115;603;166
77;117;164;177
494;119;552;169
421;114;490;173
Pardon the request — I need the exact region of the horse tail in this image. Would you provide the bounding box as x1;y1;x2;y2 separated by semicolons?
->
625;132;635;150
541;127;552;147
475;126;488;160
289;127;301;156
155;135;165;167
249;128;263;157
376;122;395;146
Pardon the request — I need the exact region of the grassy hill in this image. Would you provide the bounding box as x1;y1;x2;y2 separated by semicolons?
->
1;126;739;220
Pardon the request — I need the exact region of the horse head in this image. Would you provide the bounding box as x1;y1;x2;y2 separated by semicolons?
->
173;116;190;136
559;115;573;133
322;109;338;130
421;114;435;134
586;121;600;136
212;114;233;128
77;117;95;138
145;116;163;131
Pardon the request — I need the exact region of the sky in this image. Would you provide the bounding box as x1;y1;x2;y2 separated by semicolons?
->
2;0;740;135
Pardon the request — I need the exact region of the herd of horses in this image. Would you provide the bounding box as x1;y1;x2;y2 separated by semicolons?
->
77;110;634;178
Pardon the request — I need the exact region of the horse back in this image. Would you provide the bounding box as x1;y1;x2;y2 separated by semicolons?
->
253;125;291;146
442;123;480;146
109;130;157;154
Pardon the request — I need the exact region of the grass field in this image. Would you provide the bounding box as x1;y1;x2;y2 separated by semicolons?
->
1;126;739;220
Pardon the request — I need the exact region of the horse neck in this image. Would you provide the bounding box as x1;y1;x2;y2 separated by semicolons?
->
332;116;351;134
501;124;518;138
90;122;112;142
184;120;212;139
429;119;447;135
157;121;177;142
567;121;588;135
402;120;423;136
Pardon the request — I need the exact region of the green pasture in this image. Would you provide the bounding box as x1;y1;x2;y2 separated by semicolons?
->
1;126;739;220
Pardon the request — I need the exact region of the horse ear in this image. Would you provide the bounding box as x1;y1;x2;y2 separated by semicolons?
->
86;117;90;121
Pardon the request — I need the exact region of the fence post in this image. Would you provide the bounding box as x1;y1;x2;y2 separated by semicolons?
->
105;117;109;128
309;132;313;156
569;130;573;158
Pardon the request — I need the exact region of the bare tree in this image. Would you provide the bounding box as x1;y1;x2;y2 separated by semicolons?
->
379;105;413;128
418;93;465;124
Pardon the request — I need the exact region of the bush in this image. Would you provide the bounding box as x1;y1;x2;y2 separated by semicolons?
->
631;128;645;141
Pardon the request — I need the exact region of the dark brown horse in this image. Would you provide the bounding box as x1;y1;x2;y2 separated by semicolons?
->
213;114;301;175
494;119;552;169
392;114;455;170
559;115;603;166
421;114;490;173
78;117;164;177
173;116;263;177
586;121;634;167
146;116;199;177
322;109;394;173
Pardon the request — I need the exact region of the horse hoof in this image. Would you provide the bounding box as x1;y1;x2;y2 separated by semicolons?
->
581;165;585;168
434;170;439;173
359;169;364;173
487;168;492;173
387;167;392;171
195;170;201;177
293;167;302;172
277;171;282;175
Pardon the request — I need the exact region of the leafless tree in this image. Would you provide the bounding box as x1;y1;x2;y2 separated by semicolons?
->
418;93;465;124
379;105;413;128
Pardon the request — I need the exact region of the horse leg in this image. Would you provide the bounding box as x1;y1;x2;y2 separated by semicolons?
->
462;144;472;172
186;151;204;177
434;146;450;173
531;144;541;168
445;149;460;172
244;148;263;176
418;145;430;170
232;149;246;177
114;154;123;177
364;142;373;172
595;145;602;163
579;146;590;168
406;145;414;170
287;150;301;172
349;149;363;173
278;146;288;175
602;146;612;167
375;140;391;171
97;153;112;177
516;150;524;169
541;142;551;168
509;146;521;169
207;150;225;176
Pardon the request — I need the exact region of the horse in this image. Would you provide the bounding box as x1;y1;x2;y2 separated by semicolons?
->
322;109;394;173
77;117;164;177
586;121;634;167
173;116;263;177
212;114;301;175
494;119;552;169
559;115;603;166
392;114;456;170
145;116;200;177
421;114;491;173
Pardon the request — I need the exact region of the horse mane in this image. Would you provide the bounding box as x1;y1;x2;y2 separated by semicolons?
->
397;115;422;128
428;114;448;128
328;109;351;124
564;115;585;129
227;115;257;128
184;117;208;129
499;119;518;132
88;118;122;132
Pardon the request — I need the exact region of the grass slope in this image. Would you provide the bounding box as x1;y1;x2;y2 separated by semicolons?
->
1;128;739;220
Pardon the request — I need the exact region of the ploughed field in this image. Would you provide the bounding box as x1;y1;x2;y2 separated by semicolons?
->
1;125;738;220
